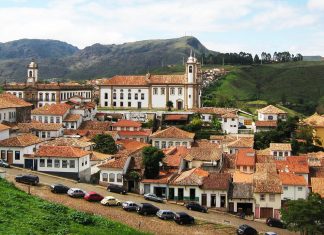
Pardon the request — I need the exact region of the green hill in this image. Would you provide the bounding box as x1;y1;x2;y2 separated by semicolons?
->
202;61;324;115
0;36;216;82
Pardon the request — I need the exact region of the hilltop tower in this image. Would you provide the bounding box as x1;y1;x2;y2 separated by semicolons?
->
185;51;201;109
26;60;38;85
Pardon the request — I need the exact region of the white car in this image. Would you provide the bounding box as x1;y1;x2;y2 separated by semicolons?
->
67;188;86;198
101;196;121;206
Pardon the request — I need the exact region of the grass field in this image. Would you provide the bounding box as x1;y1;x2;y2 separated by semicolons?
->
0;179;147;235
202;61;324;115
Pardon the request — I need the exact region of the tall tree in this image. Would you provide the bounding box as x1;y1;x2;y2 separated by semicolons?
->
142;146;165;179
253;54;261;64
92;134;118;154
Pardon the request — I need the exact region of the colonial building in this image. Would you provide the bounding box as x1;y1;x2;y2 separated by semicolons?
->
3;61;93;108
99;54;202;110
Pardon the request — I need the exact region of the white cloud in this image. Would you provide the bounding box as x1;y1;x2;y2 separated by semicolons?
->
308;0;324;10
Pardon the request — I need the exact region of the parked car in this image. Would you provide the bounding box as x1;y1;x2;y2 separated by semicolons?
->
136;203;159;216
122;201;138;211
144;193;164;203
101;196;121;206
237;224;258;235
107;184;127;194
266;217;285;228
156;210;175;220
84;192;104;202
15;174;39;185
186;202;207;213
68;188;86;198
173;212;195;225
50;184;70;194
0;159;10;168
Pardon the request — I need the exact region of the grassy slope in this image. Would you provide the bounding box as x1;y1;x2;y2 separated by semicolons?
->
202;61;324;115
0;179;146;235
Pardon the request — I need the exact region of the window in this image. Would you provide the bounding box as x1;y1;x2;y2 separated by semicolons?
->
285;151;289;156
113;102;116;107
269;194;275;202
161;141;166;149
223;118;227;122
102;173;108;182
45;93;49;101
135;94;138;100
38;116;42;122
109;173;115;182
113;93;116;99
15;151;20;160
44;117;48;123
128;93;131;99
117;173;122;182
54;159;60;168
50;117;54;123
243;166;247;172
175;142;180;146
138;89;141;92
178;88;182;95
284;186;288;190
141;93;144;100
40;159;45;167
42;132;46;139
268;115;273;120
279;152;283;157
39;93;43;101
170;88;175;95
154;141;159;148
104;101;108;106
47;159;52;167
189;66;193;73
273;151;277;156
128;102;131;107
51;93;55;101
161;88;165;95
260;194;265;201
168;141;173;147
56;117;60;123
120;102;123;107
62;160;68;168
232;118;235;121
120;93;124;99
153;88;158;95
182;142;187;146
70;160;75;168
1;150;5;160
298;187;303;191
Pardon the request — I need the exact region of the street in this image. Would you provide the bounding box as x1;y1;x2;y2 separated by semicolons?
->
3;167;296;235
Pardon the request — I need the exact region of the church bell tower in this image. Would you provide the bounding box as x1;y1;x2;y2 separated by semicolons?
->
26;60;38;85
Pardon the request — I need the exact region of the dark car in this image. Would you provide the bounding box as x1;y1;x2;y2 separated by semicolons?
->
266;217;285;228
15;174;39;185
136;203;159;216
107;184;127;194
144;193;164;203
84;192;104;202
50;184;70;194
173;212;194;225
186;202;207;213
237;224;258;235
0;159;10;168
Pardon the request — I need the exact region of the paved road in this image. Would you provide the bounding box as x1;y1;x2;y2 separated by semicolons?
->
4;167;296;235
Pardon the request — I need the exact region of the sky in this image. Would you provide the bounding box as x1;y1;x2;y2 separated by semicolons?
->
0;0;324;56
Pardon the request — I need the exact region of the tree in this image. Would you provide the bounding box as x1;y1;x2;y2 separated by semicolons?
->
166;101;173;111
142;146;165;179
253;54;260;64
281;193;324;235
92;134;118;154
187;116;203;131
211;117;222;131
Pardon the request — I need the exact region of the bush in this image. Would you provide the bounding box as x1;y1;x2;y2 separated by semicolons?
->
39;202;68;214
69;211;94;225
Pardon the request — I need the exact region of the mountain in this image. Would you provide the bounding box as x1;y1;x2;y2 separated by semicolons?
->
0;36;215;82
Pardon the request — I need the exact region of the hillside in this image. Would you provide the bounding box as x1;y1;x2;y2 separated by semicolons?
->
202;61;324;115
0;36;216;82
0;179;145;235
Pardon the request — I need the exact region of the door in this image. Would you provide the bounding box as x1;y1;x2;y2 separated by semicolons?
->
220;195;226;208
169;188;174;200
178;188;184;201
260;207;273;218
144;184;150;194
128;180;135;192
33;159;38;171
24;159;34;169
137;102;141;109
201;194;207;207
211;194;216;207
190;188;196;201
7;151;13;164
177;101;183;110
229;202;234;212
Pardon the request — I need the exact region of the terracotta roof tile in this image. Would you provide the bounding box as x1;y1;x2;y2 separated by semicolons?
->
141;171;176;184
98;156;128;169
255;120;277;127
0;123;10;131
227;138;254;148
235;148;256;167
193;107;237;115
257;105;287;114
149;74;187;84
0;133;42;147
100;75;148;86
233;171;254;183
91;151;112;161
269;143;292;151
275;156;309;174
279;172;307;186
253;163;282;193
36;145;90;158
111;119;141;128
311;177;324;197
18;122;62;132
303;113;324;127
184;146;222;161
150;126;195;139
201;173;231;190
171;168;209;186
117;130;150;137
116;139;150;152
63;114;82;122
163;146;188;167
79;121;111;131
31;103;71;116
164;114;189;121
42;137;94;148
0;93;33;109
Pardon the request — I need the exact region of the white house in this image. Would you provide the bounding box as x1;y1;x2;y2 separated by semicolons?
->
31;103;71;125
0;123;10;140
34;145;91;181
0;133;43;167
150;126;195;149
111;119;151;143
275;156;309;184
99;54;202;110
257;105;287;121
279;172;308;200
17;122;64;140
269;143;292;160
63;114;83;130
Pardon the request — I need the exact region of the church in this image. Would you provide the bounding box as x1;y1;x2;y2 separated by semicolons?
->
3;61;93;108
99;54;202;110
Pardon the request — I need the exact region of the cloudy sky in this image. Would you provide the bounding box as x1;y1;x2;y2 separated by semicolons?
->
0;0;323;55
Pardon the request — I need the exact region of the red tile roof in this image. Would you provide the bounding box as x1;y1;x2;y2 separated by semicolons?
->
235;148;256;167
35;145;90;158
118;130;150;137
111;119;141;128
201;173;231;190
116;139;150;152
164;114;189;121
255;120;277;127
31;103;71;116
257;105;287;114
311;177;324;197
98;157;128;169
171;168;209;186
63;114;82;122
100;75;148;86
79;121;111;131
141;171;176;184
0;123;10;131
18;122;62;132
279;172;307;186
150;126;195;139
163;146;188;167
0;93;33;109
275;156;309;174
0;133;42;147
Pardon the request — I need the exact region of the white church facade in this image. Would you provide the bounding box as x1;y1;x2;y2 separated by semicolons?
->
99;55;202;110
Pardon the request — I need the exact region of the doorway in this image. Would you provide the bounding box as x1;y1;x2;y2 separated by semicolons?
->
177;100;183;110
178;188;184;201
220;195;226;208
190;188;196;201
7;151;13;164
201;194;207;206
211;194;216;207
169;188;174;200
137;102;141;109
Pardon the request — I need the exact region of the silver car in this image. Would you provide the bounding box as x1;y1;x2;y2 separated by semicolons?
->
156;210;175;220
122;201;138;211
67;188;86;198
144;193;164;203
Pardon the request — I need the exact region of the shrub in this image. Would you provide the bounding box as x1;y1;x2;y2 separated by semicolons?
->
69;211;94;225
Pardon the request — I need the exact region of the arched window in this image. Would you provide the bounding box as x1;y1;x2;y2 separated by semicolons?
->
39;93;43;101
189;66;193;73
109;173;115;182
45;93;49;101
29;71;33;77
117;173;122;182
